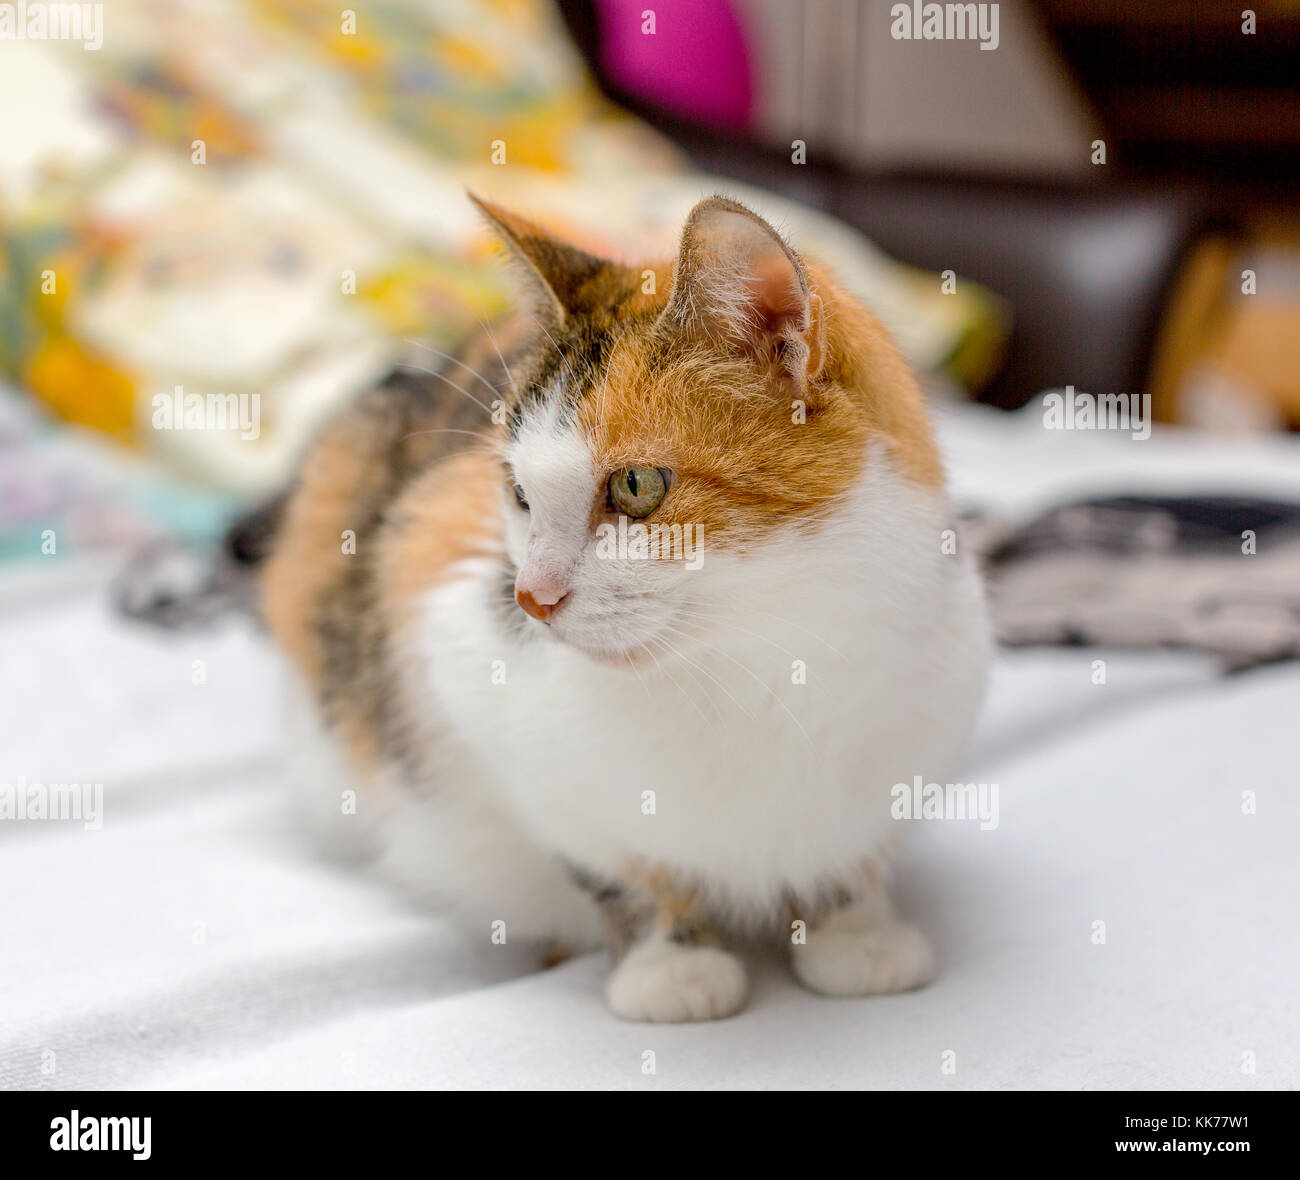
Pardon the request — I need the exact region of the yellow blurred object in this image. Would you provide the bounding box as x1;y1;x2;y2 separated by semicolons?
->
360;258;511;339
25;336;137;443
441;36;497;78
327;31;381;64
1149;232;1300;430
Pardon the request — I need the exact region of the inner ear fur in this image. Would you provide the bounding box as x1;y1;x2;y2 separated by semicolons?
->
657;195;826;386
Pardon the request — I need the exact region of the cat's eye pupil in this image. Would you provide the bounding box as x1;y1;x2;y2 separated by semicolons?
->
626;469;638;496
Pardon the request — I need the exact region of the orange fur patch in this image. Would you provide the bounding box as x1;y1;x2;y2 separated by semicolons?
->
375;451;502;629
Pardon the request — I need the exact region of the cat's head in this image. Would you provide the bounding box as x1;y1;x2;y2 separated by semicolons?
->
474;193;937;664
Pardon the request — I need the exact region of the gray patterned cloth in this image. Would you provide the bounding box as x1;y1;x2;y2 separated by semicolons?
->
971;496;1300;669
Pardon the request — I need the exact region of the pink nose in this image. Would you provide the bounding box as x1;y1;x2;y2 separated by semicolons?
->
515;582;569;622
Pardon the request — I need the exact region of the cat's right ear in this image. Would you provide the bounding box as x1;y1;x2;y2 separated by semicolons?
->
469;192;610;330
657;195;826;387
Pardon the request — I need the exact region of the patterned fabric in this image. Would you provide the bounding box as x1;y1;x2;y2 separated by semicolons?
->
0;0;1005;497
977;496;1300;668
0;386;234;562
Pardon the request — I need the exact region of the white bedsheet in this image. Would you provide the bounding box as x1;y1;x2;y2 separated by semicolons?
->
3;403;1297;1090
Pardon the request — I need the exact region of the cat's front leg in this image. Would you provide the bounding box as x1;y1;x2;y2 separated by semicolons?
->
790;882;935;997
576;866;749;1023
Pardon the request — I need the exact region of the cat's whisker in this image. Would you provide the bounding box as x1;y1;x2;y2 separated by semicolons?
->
524;311;578;389
625;645;652;696
674;602;851;662
670;606;805;662
394;361;496;418
675;603;838;657
668;645;727;718
597;325;630;427
397;428;504;453
658;623;816;751
653;632;753;722
642;636;715;727
476;306;520;399
402;339;504;400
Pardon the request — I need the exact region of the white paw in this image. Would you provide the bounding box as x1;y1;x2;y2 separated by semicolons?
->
792;921;935;997
606;938;749;1022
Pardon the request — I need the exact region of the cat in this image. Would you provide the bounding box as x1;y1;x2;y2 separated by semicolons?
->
257;193;991;1022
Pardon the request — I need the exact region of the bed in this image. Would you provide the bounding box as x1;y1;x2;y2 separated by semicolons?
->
3;399;1296;1091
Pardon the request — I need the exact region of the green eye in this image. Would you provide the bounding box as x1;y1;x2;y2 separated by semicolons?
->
608;465;668;518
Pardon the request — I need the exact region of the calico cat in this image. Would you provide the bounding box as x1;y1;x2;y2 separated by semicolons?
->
259;194;991;1022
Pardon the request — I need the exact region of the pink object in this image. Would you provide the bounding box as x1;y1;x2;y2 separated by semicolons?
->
593;0;754;130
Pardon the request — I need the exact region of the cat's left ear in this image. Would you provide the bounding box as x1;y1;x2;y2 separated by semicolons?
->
658;195;826;385
469;192;619;330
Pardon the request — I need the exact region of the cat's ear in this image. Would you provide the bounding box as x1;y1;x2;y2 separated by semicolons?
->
469;192;616;329
658;195;826;384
